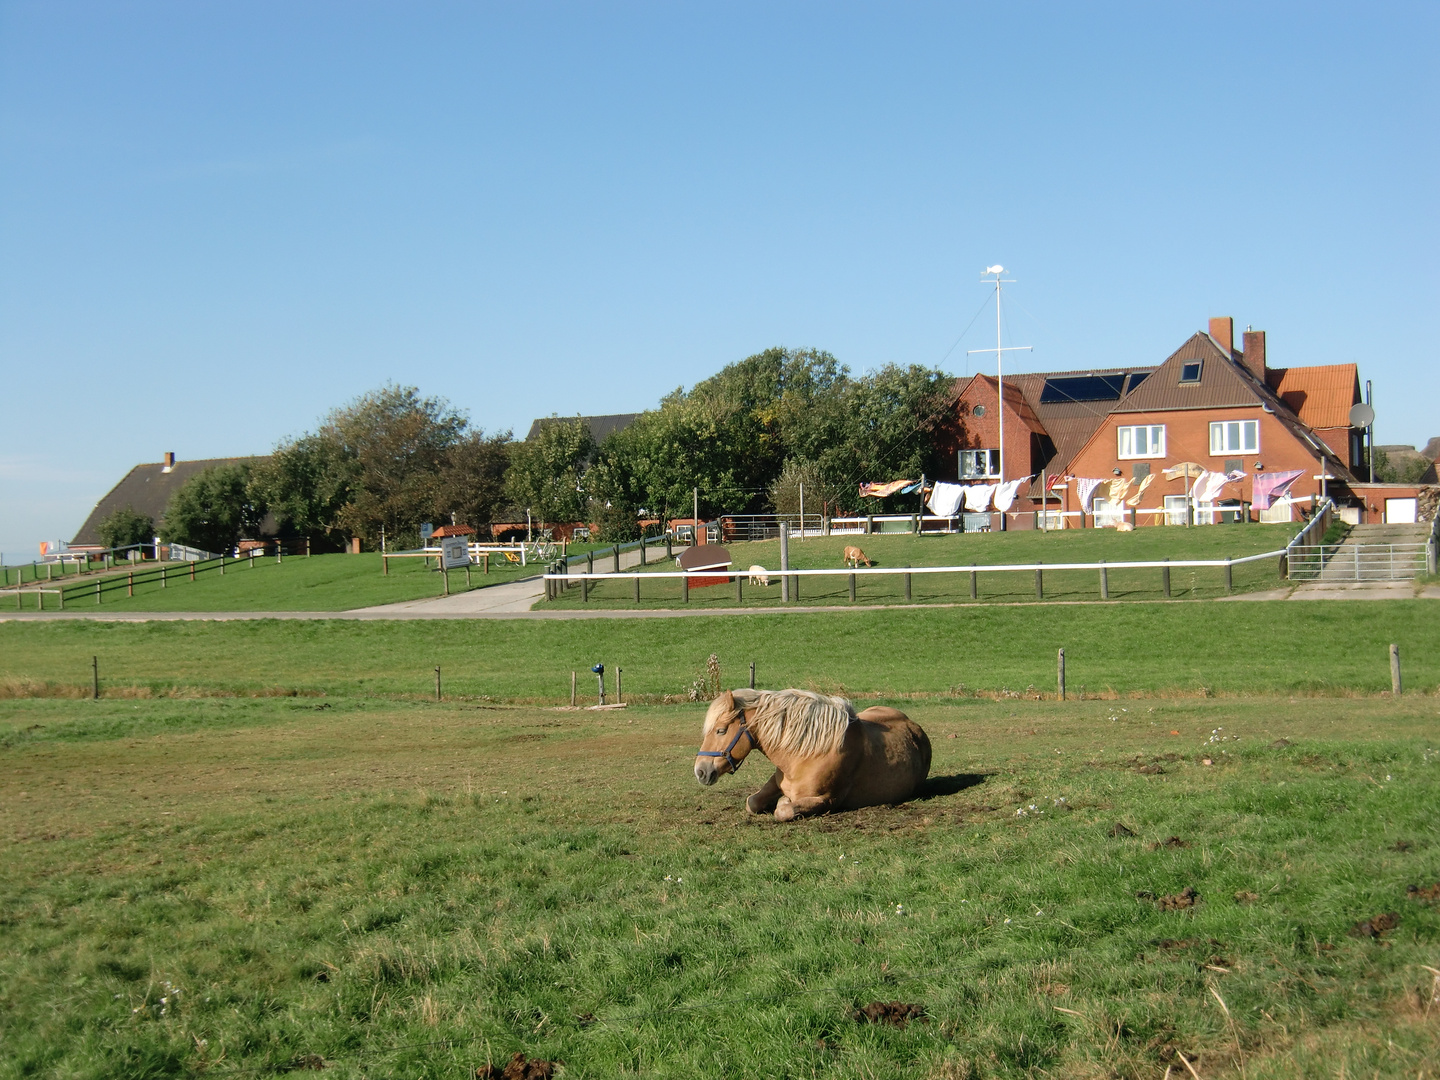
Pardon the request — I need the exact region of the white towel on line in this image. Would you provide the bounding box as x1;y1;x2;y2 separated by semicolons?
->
963;484;997;512
926;481;965;517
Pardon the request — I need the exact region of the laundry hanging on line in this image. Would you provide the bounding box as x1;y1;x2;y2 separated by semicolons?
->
992;477;1032;513
858;480;912;498
1252;469;1304;510
1107;477;1132;503
963;484;998;512
1126;473;1155;507
1075;478;1105;511
926;482;965;518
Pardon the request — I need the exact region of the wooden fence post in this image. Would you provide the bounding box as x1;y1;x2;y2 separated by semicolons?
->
1100;561;1109;600
904;564;912;601
1057;648;1066;701
571;670;577;706
848;573;856;602
92;655;99;700
970;566;978;600
1161;558;1170;598
1224;558;1233;594
613;545;620;573
1390;643;1402;695
749;661;756;689
634;574;641;604
681;573;689;603
734;574;742;603
128;571;134;597
1035;565;1044;600
434;666;441;701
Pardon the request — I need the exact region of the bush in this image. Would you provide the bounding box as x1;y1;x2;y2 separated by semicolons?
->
97;506;154;552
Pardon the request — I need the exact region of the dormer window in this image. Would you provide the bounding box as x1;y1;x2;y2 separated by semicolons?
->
1179;361;1203;384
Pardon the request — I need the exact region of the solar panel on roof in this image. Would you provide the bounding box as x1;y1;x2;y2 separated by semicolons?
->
1039;375;1128;403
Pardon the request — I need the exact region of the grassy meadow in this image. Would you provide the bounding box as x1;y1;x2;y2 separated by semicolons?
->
3;694;1439;1078
546;526;1298;609
21;553;539;614
2;601;1437;703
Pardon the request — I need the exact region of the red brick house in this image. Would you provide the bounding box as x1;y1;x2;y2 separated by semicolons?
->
949;317;1426;526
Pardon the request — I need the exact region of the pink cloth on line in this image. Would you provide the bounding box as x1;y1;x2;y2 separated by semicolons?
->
1252;469;1304;510
1075;478;1104;511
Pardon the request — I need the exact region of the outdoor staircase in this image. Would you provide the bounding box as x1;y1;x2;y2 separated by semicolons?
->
1303;522;1432;582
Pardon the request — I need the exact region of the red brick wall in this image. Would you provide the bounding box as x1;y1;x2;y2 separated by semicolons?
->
954;377;1041;481
1066;405;1330;519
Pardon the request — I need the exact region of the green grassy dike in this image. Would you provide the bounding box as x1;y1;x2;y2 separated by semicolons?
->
2;696;1438;1077
543;527;1298;609
3;602;1437;703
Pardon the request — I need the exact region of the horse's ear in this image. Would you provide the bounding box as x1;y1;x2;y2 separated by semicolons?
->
717;690;735;711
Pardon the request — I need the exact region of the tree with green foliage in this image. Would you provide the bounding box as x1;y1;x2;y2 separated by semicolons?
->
96;506;155;552
596;348;960;520
252;385;507;549
160;464;265;554
438;431;514;535
504;418;594;524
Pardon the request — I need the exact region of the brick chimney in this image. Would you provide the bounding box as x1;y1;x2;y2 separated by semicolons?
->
1241;329;1266;381
162;452;175;472
1208;316;1234;356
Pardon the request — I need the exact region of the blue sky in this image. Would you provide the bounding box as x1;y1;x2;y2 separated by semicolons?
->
1;2;1435;561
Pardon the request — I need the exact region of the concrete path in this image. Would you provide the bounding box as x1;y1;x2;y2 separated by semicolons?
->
350;546;654;614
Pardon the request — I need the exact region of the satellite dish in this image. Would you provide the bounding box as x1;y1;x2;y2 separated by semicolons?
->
1349;403;1375;428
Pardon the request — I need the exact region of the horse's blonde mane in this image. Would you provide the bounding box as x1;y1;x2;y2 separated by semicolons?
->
730;687;855;756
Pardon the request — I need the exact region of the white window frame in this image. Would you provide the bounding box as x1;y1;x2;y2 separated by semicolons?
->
1117;424;1166;459
1209;419;1258;456
1092;497;1125;528
1163;495;1189;526
959;448;1000;479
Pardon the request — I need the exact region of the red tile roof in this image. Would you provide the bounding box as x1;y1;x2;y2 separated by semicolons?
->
1265;364;1360;429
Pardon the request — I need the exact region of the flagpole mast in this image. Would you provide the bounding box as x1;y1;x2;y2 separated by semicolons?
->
969;266;1031;485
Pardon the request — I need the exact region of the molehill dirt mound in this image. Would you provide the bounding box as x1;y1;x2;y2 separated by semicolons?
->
1407;883;1440;901
852;1001;926;1028
1108;822;1136;838
1137;886;1199;911
477;1053;557;1080
1148;836;1188;850
1348;913;1400;939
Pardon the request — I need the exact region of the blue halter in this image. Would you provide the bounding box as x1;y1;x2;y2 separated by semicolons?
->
697;718;759;774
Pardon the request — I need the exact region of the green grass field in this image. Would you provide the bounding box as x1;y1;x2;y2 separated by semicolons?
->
546;526;1298;609
28;553;539;613
3;693;1438;1078
1;601;1436;703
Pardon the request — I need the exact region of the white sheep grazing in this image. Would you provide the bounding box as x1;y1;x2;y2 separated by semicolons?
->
747;565;771;586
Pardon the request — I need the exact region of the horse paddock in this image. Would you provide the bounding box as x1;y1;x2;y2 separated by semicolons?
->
3;693;1437;1078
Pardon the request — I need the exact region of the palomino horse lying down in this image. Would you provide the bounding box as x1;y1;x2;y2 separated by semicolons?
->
694;688;931;821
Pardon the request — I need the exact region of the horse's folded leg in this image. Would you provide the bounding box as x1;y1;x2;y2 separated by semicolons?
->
775;794;831;821
746;770;783;815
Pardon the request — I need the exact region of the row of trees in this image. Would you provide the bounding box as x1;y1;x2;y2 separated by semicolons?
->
113;348;961;552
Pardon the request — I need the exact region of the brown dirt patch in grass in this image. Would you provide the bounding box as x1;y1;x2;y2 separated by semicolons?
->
1135;886;1199;911
1348;912;1400;939
1406;883;1440;901
476;1053;556;1080
852;1001;926;1028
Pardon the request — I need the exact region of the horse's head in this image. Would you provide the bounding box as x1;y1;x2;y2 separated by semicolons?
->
694;690;758;785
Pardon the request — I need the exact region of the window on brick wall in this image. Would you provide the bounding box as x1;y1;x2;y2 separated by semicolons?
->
1117;425;1166;459
959;449;1000;478
1210;420;1258;455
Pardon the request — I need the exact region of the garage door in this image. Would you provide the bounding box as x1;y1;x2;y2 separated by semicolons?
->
1385;498;1418;524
